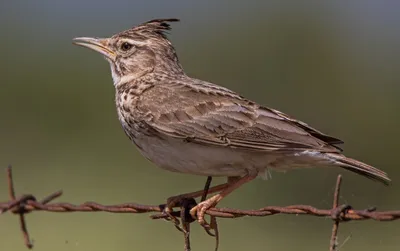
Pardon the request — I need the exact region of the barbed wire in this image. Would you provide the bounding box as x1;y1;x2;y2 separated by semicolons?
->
1;166;399;251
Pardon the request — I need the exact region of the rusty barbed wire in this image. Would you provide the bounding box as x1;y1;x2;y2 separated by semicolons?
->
1;166;399;251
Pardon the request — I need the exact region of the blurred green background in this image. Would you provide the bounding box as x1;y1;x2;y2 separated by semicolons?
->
1;1;399;250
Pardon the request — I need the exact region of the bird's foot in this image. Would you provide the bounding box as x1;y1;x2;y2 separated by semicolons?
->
162;206;182;230
161;194;197;232
161;196;184;231
190;196;219;236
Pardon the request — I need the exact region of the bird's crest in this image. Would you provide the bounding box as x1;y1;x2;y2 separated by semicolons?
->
132;18;180;38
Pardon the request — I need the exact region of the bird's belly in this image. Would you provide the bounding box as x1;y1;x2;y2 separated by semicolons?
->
132;133;262;177
122;121;318;178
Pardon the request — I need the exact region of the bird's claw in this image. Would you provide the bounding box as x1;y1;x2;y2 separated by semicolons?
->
161;196;198;233
190;201;217;236
161;203;185;232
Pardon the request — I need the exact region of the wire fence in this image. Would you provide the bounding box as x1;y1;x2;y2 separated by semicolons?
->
1;166;399;251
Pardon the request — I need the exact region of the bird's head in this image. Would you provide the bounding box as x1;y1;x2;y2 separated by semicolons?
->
73;18;183;85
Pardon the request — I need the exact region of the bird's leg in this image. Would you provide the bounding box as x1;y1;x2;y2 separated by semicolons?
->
190;174;257;230
166;183;229;209
163;181;230;227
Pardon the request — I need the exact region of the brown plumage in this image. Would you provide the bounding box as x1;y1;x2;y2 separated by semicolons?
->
73;18;390;228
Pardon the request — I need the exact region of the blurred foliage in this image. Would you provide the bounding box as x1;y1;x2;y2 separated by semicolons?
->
0;1;399;251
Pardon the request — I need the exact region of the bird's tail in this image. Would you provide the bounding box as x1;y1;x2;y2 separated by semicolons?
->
326;153;391;185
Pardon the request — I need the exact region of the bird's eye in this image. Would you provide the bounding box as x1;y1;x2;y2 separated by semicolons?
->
120;42;133;51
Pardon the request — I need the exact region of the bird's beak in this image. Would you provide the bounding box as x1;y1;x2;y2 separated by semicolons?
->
73;37;116;61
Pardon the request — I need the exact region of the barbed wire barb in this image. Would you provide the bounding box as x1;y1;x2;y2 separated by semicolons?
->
1;166;399;250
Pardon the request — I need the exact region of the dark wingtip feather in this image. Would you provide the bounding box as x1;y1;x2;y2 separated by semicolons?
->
312;134;344;145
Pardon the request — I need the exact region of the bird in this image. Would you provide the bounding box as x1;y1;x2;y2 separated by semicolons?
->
73;18;390;228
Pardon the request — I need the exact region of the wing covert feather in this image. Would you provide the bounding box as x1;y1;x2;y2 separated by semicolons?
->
137;80;342;153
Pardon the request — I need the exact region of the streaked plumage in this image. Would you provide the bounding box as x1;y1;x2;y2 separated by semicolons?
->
73;18;390;227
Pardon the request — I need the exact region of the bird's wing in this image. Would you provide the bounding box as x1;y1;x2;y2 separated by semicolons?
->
138;80;342;153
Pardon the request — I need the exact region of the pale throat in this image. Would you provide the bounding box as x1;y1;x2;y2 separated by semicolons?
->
108;61;155;87
109;61;121;85
108;61;140;86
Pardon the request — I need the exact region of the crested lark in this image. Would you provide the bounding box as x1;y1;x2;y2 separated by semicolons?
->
73;19;390;227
